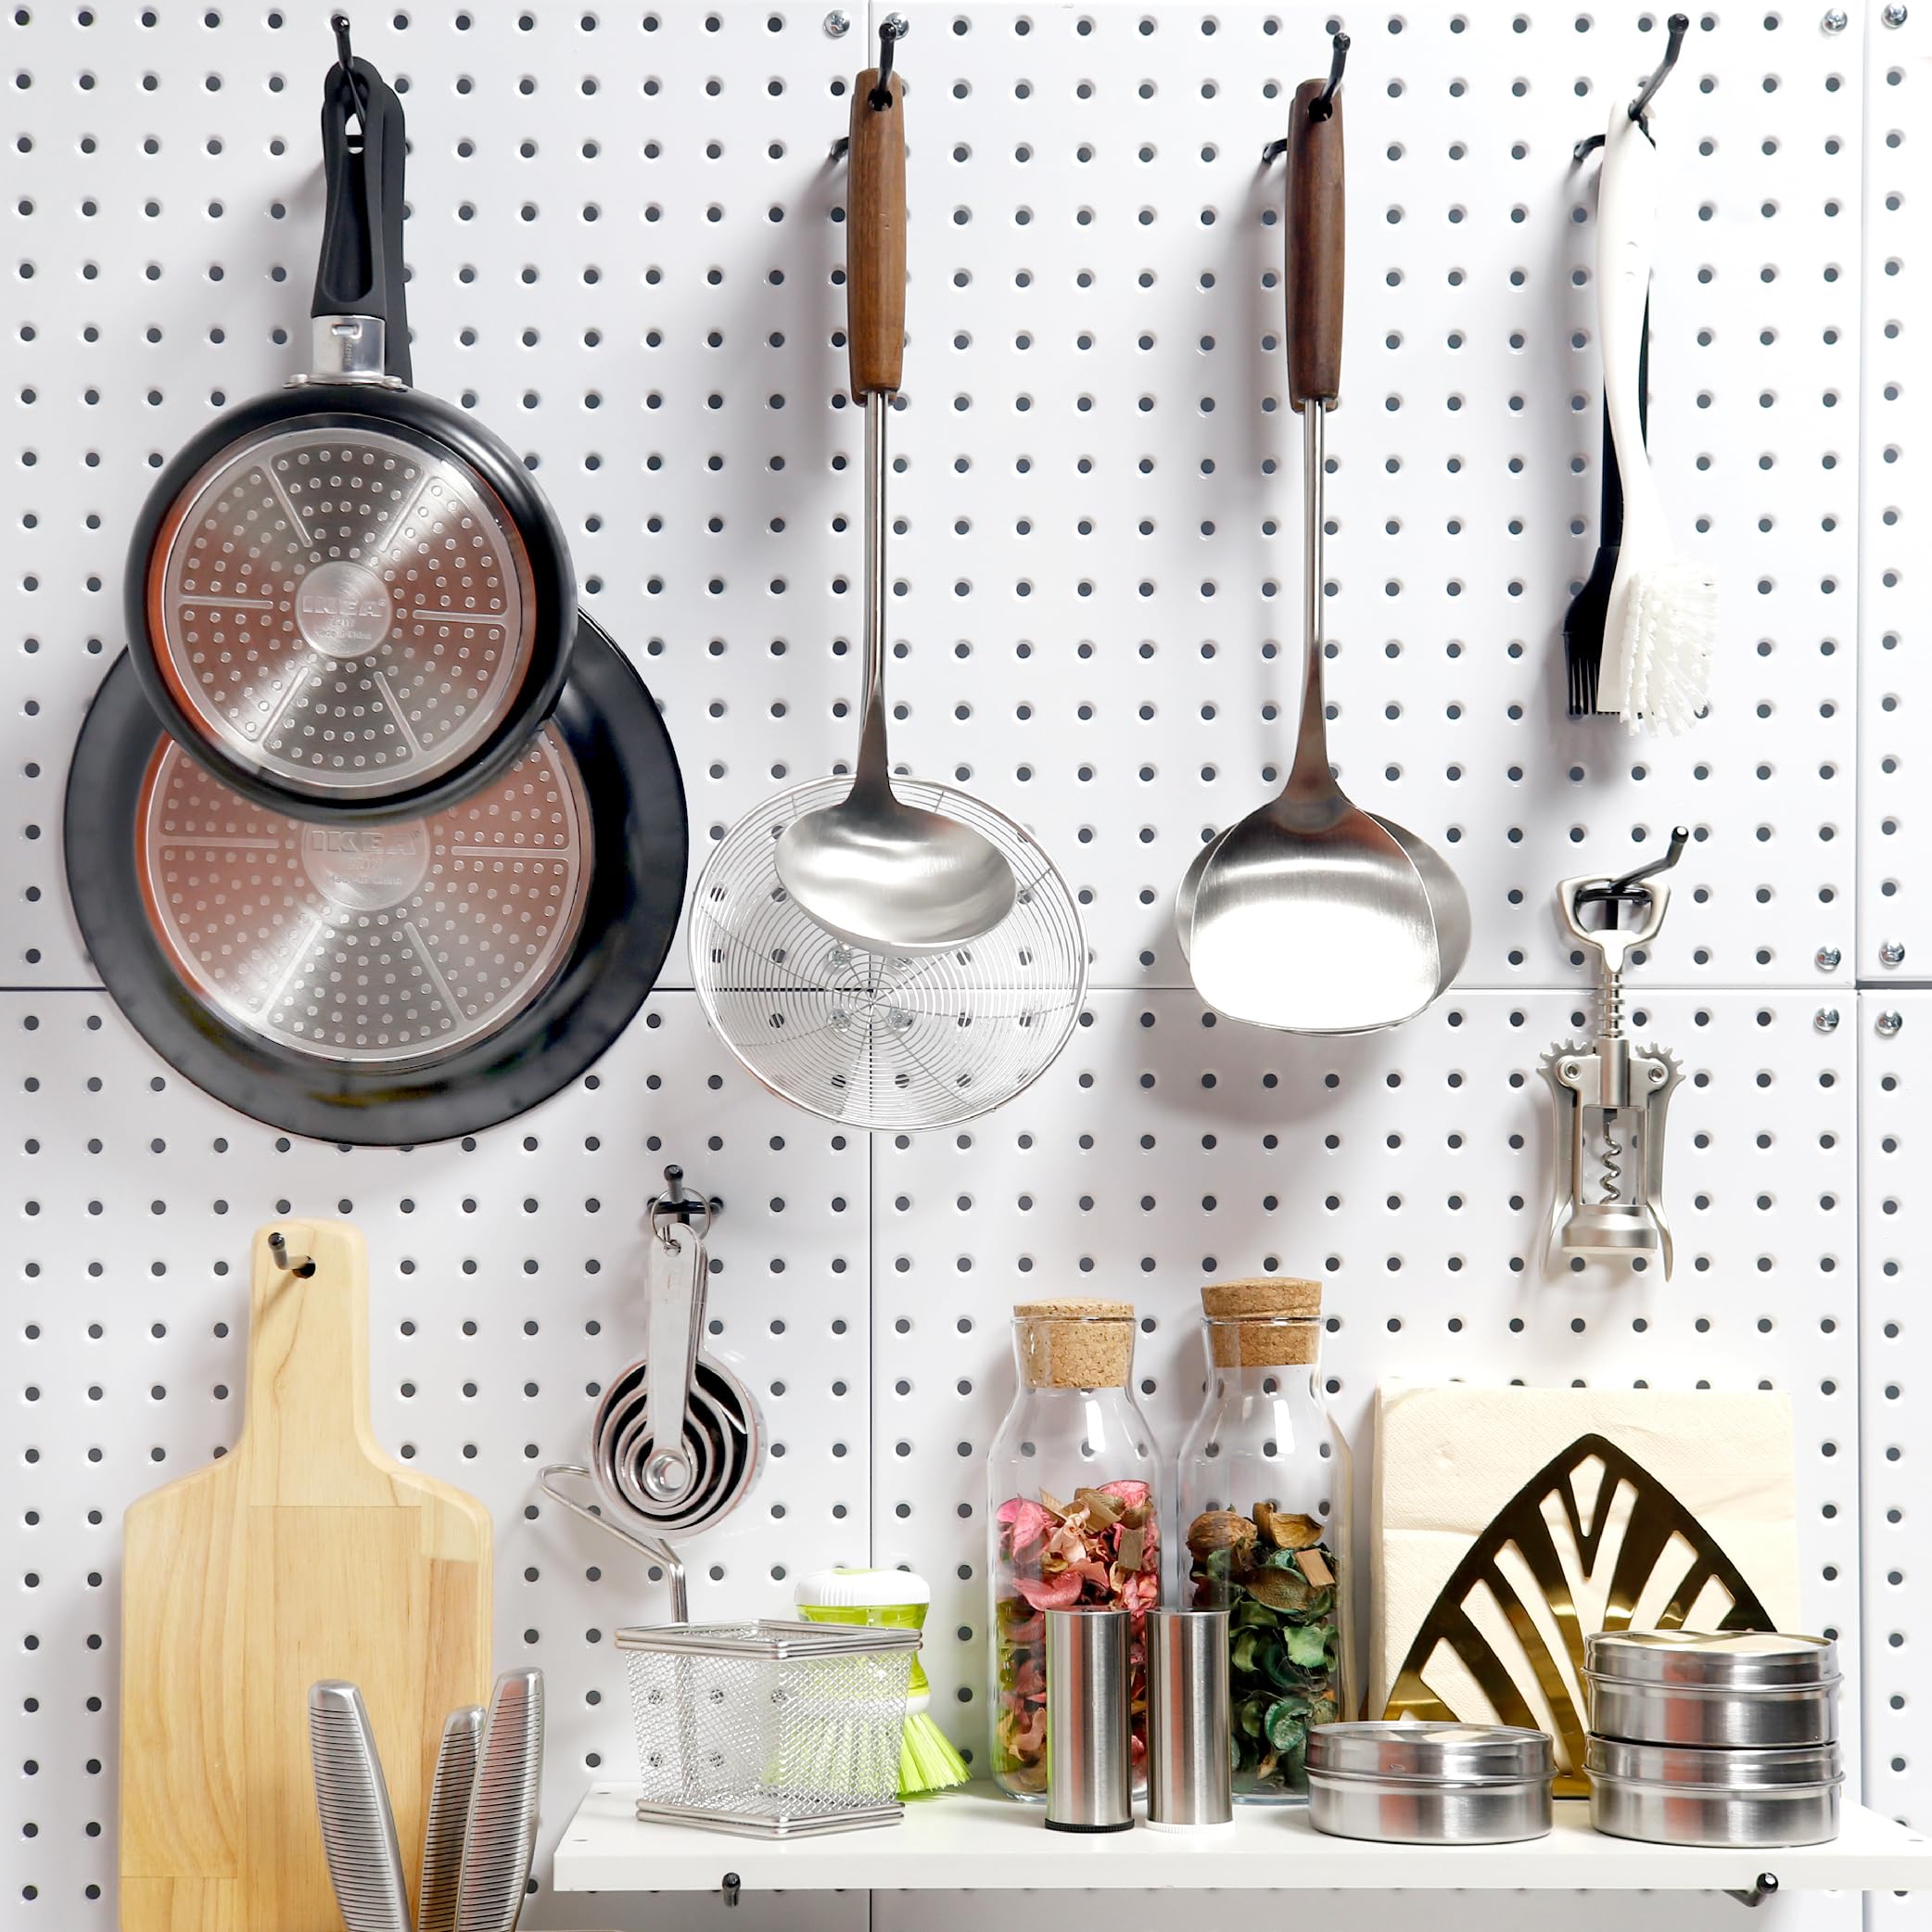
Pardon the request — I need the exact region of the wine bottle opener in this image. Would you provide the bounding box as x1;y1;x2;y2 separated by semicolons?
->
1539;830;1688;1279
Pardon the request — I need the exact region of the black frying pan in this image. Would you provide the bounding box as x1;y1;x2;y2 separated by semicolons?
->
125;38;576;825
66;617;685;1145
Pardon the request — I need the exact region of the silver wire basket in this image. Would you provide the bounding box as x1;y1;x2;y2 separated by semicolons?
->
689;776;1087;1131
617;1621;921;1837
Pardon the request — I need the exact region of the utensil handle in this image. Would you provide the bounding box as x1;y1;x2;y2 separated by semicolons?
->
845;69;907;399
418;1707;483;1932
312;51;412;384
1597;108;1662;550
1284;78;1344;411
642;1221;703;1499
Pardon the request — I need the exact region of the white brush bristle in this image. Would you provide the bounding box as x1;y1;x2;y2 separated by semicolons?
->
1619;559;1717;734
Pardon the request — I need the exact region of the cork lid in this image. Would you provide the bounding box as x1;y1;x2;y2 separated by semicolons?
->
1012;1298;1134;1389
1201;1277;1321;1366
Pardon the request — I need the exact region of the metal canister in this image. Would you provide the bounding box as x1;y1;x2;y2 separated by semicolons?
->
1044;1608;1133;1833
1144;1609;1233;1833
1586;1735;1843;1847
1583;1631;1839;1749
1306;1722;1555;1845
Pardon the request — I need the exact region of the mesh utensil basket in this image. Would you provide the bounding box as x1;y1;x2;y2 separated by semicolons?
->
616;1621;921;1837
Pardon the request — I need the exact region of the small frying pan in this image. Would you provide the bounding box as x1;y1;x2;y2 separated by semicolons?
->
125;42;576;824
66;617;685;1145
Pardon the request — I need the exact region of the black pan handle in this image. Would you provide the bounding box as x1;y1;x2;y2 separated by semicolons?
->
311;44;411;385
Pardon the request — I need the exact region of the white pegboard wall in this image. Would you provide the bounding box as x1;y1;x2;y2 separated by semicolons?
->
1858;3;1926;985
0;1;1878;994
1861;991;1925;1932
0;6;1918;1931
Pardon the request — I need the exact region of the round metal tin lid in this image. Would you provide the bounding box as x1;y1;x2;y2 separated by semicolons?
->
1582;1631;1841;1690
1307;1722;1554;1786
1586;1735;1844;1791
138;723;590;1066
150;423;534;800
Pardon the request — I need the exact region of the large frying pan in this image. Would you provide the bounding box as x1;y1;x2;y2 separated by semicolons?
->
124;39;576;824
66;618;685;1145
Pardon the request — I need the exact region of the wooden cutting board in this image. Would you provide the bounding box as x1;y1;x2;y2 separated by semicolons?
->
119;1221;493;1932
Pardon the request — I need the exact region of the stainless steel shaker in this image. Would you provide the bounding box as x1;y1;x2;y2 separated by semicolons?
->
1045;1608;1133;1832
1145;1608;1233;1832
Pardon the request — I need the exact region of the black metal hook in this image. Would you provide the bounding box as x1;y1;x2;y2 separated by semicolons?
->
1310;29;1350;121
330;10;371;133
1628;13;1691;128
1575;825;1690;928
1608;823;1691;896
1264;29;1348;160
869;12;907;111
1574;13;1691;162
831;15;907;157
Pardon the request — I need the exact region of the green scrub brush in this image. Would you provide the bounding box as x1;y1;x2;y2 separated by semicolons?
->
795;1568;971;1798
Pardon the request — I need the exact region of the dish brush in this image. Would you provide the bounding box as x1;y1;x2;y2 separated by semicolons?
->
795;1567;970;1798
1594;95;1715;733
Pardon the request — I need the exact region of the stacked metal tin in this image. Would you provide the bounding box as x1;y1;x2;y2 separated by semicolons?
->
1583;1632;1843;1847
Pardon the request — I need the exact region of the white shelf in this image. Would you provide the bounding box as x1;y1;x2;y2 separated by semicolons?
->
553;1783;1931;1898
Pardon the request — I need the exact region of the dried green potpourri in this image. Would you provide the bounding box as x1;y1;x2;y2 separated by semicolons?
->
1187;1505;1341;1797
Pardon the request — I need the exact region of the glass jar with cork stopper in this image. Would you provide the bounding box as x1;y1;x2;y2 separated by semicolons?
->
985;1298;1163;1801
1177;1277;1354;1804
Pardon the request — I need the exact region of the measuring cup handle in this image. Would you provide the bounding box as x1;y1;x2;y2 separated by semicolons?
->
643;1224;703;1499
1285;77;1344;412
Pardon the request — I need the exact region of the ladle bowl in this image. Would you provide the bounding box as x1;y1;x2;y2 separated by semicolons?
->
777;770;1016;956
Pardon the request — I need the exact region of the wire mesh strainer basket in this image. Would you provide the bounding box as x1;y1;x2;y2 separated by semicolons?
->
617;1621;921;1837
690;777;1087;1131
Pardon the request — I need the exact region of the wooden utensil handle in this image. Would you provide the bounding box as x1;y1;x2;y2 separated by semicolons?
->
1285;78;1344;411
846;69;906;399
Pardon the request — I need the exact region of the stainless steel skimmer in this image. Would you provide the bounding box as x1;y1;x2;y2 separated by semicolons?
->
1179;50;1468;1035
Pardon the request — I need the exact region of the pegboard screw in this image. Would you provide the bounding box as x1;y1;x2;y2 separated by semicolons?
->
1821;6;1849;29
1879;939;1908;967
1814;945;1841;972
1813;1008;1840;1034
1883;2;1909;25
1877;1010;1905;1038
823;9;850;36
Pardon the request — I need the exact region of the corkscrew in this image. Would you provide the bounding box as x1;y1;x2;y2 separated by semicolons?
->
1539;830;1687;1279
